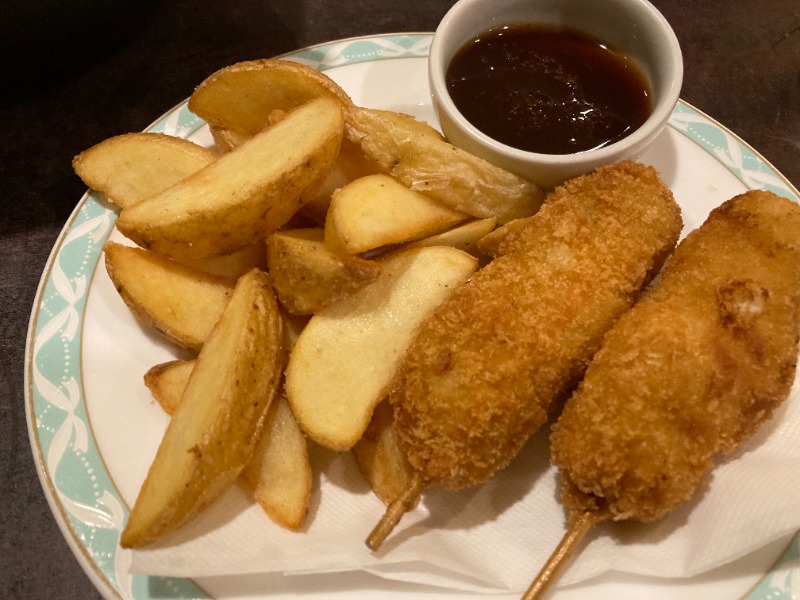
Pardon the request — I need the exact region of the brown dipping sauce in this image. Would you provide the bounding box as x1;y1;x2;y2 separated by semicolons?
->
446;24;652;155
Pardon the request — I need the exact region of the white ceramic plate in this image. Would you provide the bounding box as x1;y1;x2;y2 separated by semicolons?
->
25;33;800;600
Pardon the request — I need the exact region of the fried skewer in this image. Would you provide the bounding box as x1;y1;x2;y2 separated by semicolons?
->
367;161;683;549
524;190;800;599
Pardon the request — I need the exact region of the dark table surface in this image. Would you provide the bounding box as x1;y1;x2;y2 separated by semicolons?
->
2;0;798;597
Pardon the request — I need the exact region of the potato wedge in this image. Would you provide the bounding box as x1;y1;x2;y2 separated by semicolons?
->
209;108;291;153
73;132;217;209
143;359;194;414
345;106;545;223
116;97;344;262
324;174;469;254
352;400;414;505
240;397;312;531
209;125;250;153
189;58;353;138
120;269;284;547
404;217;497;255
285;246;478;450
144;360;312;531
177;242;267;280
301;138;381;224
361;109;446;142
104;242;234;351
267;228;383;315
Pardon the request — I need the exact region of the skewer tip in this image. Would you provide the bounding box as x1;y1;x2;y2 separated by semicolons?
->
521;511;599;600
366;473;426;551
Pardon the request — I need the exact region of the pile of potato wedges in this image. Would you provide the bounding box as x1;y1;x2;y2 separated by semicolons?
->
73;58;545;547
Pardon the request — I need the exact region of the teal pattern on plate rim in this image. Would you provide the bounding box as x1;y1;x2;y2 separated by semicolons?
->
24;32;800;600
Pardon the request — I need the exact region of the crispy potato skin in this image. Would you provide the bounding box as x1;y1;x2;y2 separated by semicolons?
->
352;400;415;505
240;396;313;531
143;359;194;415
143;359;312;532
285;247;478;451
116;97;344;261
344;106;544;224
104;242;234;351
552;190;800;522
120;269;284;547
390;161;683;490
266;228;383;315
189;58;353;136
73;132;217;209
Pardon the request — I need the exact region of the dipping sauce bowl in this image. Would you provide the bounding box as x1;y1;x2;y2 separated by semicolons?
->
429;0;683;189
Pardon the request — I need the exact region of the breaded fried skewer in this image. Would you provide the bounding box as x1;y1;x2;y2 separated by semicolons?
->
523;190;800;599
367;161;683;549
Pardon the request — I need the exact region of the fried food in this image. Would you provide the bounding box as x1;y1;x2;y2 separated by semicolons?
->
367;161;683;548
266;228;383;315
324;174;469;254
120;269;284;548
116;97;343;261
188;58;353;138
352;400;415;505
240;396;313;532
176;242;267;280
285;246;478;451
402;217;497;256
553;190;800;521
144;359;313;531
344;106;545;223
143;359;195;415
72;132;217;209
524;190;800;599
104;241;234;351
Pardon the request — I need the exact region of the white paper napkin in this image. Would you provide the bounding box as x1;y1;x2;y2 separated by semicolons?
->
129;378;800;594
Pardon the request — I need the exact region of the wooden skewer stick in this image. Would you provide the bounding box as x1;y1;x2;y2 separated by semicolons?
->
521;511;600;600
366;472;427;550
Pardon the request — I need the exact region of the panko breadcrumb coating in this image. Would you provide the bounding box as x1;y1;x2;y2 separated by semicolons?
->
389;161;683;491
552;190;800;523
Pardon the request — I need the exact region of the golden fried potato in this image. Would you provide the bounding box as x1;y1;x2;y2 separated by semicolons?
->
116;97;344;262
208;125;249;153
177;243;267;280
208;108;292;153
324;174;469;254
301;138;381;224
359;108;445;142
320;113;439;226
104;242;234;351
352;400;414;505
404;217;497;256
189;58;353;138
281;310;310;350
73;132;216;208
345;106;545;223
143;359;312;531
241;396;312;531
233;103;380;226
285;246;478;451
267;228;383;315
143;359;194;414
120;269;284;547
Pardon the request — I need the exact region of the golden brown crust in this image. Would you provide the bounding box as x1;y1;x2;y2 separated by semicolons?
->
390;161;683;490
552;190;800;522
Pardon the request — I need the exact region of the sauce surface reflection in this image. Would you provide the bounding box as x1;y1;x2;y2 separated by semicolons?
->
446;24;652;155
